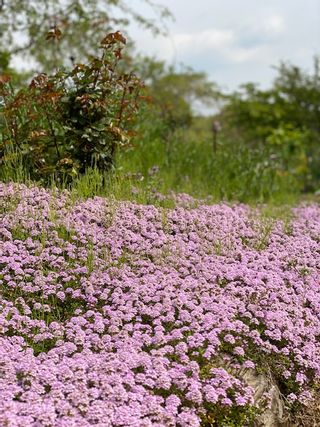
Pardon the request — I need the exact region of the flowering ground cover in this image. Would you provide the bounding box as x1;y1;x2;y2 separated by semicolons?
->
0;182;319;426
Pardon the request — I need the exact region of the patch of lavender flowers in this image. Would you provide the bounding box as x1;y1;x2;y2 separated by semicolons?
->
0;182;319;426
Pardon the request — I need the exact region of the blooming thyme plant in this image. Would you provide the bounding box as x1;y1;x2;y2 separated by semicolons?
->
0;182;319;426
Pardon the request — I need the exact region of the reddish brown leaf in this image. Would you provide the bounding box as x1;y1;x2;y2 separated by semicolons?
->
100;31;126;46
46;27;62;41
29;74;48;89
114;48;123;59
113;31;126;44
0;74;11;84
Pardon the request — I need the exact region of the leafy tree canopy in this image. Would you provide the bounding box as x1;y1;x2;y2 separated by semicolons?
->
135;57;218;132
0;0;172;73
218;58;320;142
216;57;320;191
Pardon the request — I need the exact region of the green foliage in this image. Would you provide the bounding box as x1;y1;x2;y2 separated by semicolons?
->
0;0;171;73
113;120;298;203
134;58;218;146
0;31;143;182
200;403;257;427
217;58;320;192
0;50;31;87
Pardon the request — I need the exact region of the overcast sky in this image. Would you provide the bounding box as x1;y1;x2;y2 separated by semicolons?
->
128;0;320;93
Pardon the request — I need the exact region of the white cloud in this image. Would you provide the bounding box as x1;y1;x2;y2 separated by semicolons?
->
225;46;262;63
173;29;234;52
132;13;286;67
127;0;319;91
171;29;265;64
264;15;285;34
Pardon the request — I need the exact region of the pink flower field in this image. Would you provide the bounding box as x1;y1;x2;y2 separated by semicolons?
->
0;182;319;426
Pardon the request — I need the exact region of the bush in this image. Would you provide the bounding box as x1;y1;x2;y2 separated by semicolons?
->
0;31;143;183
216;58;320;193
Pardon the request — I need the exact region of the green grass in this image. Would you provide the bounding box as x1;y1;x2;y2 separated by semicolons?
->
0;121;307;206
0;144;31;184
111;129;301;204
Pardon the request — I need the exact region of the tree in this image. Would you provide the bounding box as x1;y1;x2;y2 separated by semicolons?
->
216;57;320;191
134;57;218;140
0;0;171;73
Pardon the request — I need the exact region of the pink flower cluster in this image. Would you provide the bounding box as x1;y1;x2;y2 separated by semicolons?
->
0;182;319;426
